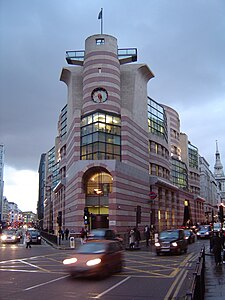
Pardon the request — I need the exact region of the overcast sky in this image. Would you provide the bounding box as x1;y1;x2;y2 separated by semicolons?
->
0;0;225;212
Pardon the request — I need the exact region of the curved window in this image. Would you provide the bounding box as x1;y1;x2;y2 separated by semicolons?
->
148;97;168;142
171;158;188;190
81;111;121;160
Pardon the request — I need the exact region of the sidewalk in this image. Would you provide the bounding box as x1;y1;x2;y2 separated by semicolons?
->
204;252;225;299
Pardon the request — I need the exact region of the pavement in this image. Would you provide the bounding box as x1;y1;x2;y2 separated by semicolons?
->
44;237;225;299
204;251;225;300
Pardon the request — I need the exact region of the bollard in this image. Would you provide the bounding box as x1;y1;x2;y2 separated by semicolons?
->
70;236;75;248
154;233;159;243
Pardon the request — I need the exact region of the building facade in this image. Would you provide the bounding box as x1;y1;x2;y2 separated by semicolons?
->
41;33;205;234
0;144;5;223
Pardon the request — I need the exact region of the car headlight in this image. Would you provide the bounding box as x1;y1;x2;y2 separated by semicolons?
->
38;237;41;240
171;242;178;247
86;258;101;266
63;258;77;265
155;242;160;247
1;235;7;241
12;236;16;240
185;237;189;240
205;232;209;235
197;232;200;235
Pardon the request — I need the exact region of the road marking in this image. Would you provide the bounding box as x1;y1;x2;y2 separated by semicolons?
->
18;259;50;272
23;275;69;291
93;276;131;299
164;253;195;299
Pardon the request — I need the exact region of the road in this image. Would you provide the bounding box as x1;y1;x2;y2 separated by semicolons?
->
0;237;210;300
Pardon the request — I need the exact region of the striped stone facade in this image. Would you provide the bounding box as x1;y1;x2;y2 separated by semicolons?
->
44;33;205;235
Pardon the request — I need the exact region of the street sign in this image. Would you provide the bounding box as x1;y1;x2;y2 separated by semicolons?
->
149;191;157;200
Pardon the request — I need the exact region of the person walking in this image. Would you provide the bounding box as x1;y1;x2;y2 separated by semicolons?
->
134;227;141;248
61;229;65;241
211;232;223;266
25;233;32;249
144;225;150;247
129;229;135;249
65;228;69;240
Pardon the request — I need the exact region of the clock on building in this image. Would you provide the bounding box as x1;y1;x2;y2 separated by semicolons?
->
91;87;108;103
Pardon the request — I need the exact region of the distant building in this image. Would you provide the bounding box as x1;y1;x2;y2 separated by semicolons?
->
199;156;218;222
22;211;37;226
214;141;225;203
37;153;46;229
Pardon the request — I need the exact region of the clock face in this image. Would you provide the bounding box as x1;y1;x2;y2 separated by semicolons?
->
91;88;108;103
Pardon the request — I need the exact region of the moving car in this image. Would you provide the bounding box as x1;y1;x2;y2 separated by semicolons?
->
196;225;212;239
0;229;19;244
27;229;42;244
184;229;196;244
63;240;124;278
155;229;188;255
88;228;123;244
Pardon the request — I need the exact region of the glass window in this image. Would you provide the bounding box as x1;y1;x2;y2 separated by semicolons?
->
81;111;121;161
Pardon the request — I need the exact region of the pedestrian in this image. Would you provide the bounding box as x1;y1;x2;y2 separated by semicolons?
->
134;227;141;248
61;229;64;241
129;229;135;249
80;227;88;244
65;228;69;240
211;232;223;266
144;225;150;247
25;233;32;249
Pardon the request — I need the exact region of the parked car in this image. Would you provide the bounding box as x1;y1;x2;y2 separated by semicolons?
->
196;225;212;239
155;229;188;255
63;240;124;278
0;229;19;244
184;229;196;244
27;229;42;244
88;228;123;244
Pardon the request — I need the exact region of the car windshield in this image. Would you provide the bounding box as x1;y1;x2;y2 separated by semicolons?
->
89;230;105;237
199;226;210;231
160;231;179;239
76;242;106;254
28;230;39;235
3;230;16;234
184;230;191;236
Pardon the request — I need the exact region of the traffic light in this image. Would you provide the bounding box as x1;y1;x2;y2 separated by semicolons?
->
136;205;141;224
57;211;62;226
83;207;90;225
219;205;224;223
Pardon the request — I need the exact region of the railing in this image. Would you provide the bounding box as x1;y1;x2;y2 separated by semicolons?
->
186;246;205;300
41;230;57;244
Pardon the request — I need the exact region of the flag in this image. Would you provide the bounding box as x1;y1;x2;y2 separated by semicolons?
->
98;9;102;19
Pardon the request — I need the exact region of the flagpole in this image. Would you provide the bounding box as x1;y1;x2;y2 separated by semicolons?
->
98;8;103;34
101;8;103;34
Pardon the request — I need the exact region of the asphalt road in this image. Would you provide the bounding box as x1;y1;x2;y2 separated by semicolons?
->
0;238;210;300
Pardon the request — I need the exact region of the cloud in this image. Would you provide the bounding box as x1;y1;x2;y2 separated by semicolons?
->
0;0;225;211
3;166;38;212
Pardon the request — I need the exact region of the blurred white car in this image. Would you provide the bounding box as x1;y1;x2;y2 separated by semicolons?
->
1;229;19;244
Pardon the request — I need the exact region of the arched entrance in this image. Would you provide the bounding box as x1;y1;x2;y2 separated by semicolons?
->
83;167;113;229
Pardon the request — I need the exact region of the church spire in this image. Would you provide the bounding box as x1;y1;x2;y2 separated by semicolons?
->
214;140;224;177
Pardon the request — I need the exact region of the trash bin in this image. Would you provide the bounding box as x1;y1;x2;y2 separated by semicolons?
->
70;236;75;248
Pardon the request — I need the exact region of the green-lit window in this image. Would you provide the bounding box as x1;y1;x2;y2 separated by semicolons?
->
81;111;121;160
147;97;168;142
